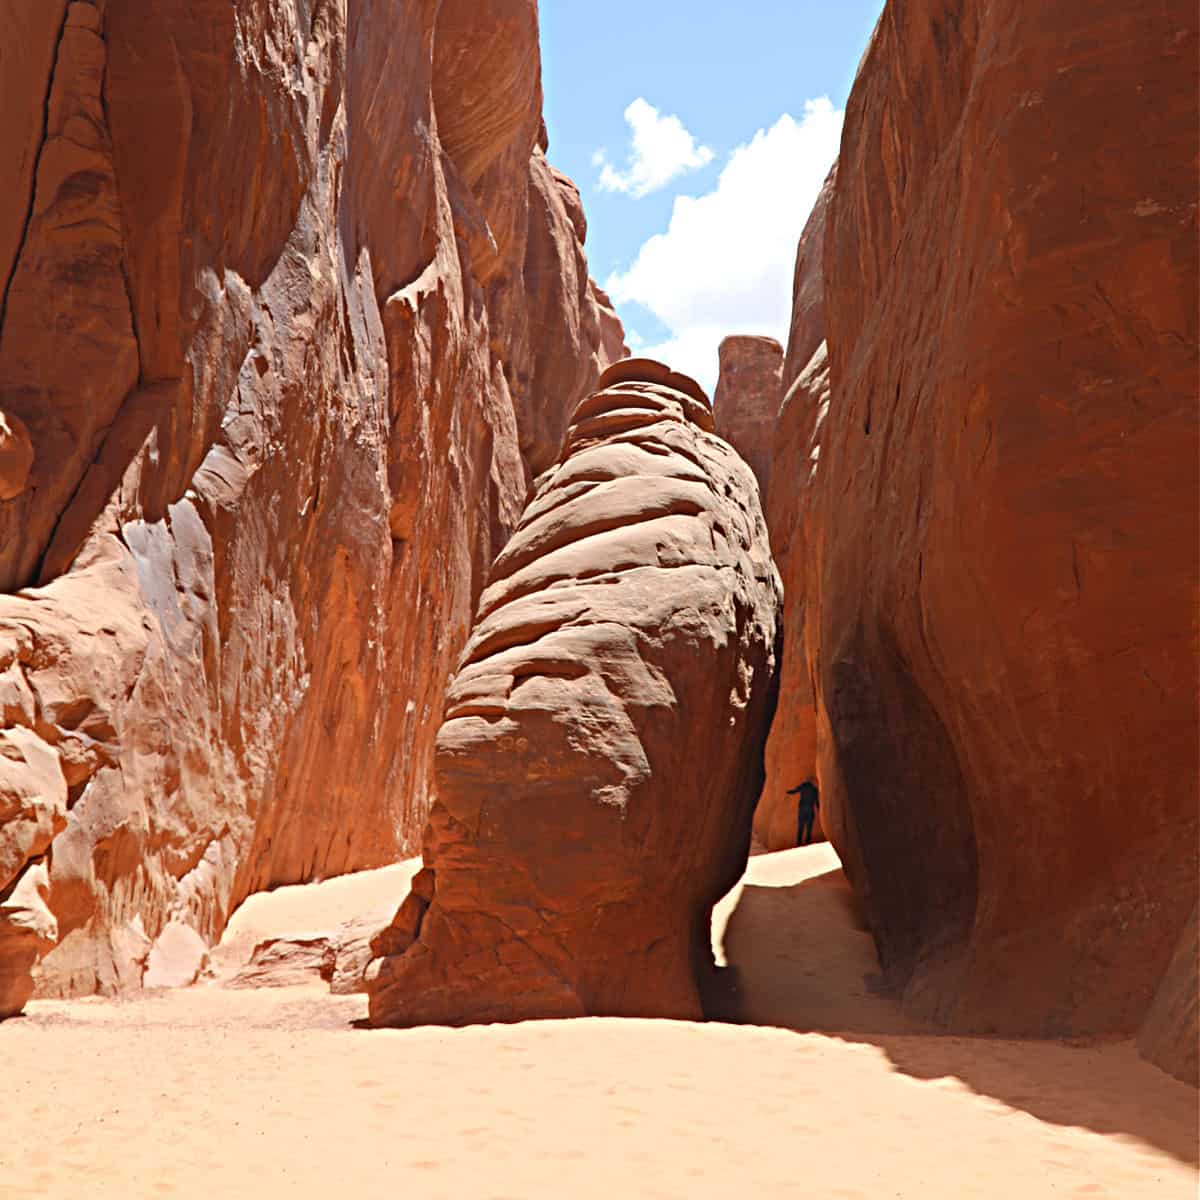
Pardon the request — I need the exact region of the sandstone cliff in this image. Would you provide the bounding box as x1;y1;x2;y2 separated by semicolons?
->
0;0;623;1013
365;359;782;1026
765;0;1198;1047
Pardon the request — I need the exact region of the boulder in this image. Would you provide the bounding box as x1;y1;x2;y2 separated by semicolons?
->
365;359;782;1026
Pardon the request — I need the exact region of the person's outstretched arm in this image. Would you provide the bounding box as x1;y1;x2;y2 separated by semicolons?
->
785;785;802;794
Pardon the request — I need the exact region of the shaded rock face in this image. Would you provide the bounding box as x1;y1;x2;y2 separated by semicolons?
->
365;360;782;1027
0;0;622;1011
755;173;835;851
773;0;1198;1038
0;412;34;501
712;336;783;501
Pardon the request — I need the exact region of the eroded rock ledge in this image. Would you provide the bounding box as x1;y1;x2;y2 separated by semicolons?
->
365;359;782;1026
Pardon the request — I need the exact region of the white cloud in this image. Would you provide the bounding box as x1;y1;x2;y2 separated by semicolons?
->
605;97;843;393
594;98;715;198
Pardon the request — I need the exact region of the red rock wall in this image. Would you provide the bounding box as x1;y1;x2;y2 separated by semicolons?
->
0;0;623;1011
786;0;1198;1037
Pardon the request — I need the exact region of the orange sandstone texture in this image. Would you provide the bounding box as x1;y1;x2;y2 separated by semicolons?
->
0;0;622;1012
777;0;1198;1044
365;361;782;1026
712;336;782;500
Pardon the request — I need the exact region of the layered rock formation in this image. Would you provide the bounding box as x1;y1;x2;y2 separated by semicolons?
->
0;0;622;1012
365;359;782;1026
712;336;782;500
764;0;1198;1046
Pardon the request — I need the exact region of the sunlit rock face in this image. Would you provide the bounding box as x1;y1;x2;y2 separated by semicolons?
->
0;0;623;1012
365;359;782;1027
770;0;1198;1045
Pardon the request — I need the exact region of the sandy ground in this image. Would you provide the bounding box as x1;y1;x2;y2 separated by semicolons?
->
2;846;1195;1199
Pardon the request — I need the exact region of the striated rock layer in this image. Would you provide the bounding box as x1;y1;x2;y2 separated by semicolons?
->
0;0;623;1011
365;359;782;1027
772;0;1198;1043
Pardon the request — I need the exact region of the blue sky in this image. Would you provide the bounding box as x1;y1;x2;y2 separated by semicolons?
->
540;1;883;390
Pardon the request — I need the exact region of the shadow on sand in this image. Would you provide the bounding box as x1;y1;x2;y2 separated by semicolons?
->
711;850;1199;1167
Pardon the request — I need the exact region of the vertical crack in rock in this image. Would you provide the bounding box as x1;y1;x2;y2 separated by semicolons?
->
0;4;69;344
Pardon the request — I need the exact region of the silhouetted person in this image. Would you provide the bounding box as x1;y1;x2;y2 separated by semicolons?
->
787;779;820;846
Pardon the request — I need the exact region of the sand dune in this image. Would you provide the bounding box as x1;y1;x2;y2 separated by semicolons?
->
1;847;1194;1199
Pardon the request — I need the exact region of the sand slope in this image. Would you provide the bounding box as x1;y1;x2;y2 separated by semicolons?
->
1;847;1194;1199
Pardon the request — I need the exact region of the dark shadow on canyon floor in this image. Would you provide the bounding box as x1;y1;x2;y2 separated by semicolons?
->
711;849;1199;1167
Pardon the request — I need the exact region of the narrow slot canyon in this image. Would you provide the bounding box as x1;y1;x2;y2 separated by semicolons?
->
0;0;1196;1196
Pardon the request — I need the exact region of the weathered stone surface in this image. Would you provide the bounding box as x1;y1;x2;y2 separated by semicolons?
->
0;725;69;890
328;915;390;996
781;164;836;393
365;360;782;1027
226;914;388;991
0;1;622;1014
777;0;1198;1036
0;3;67;308
507;150;631;475
713;336;782;500
229;933;335;990
0;862;55;1018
